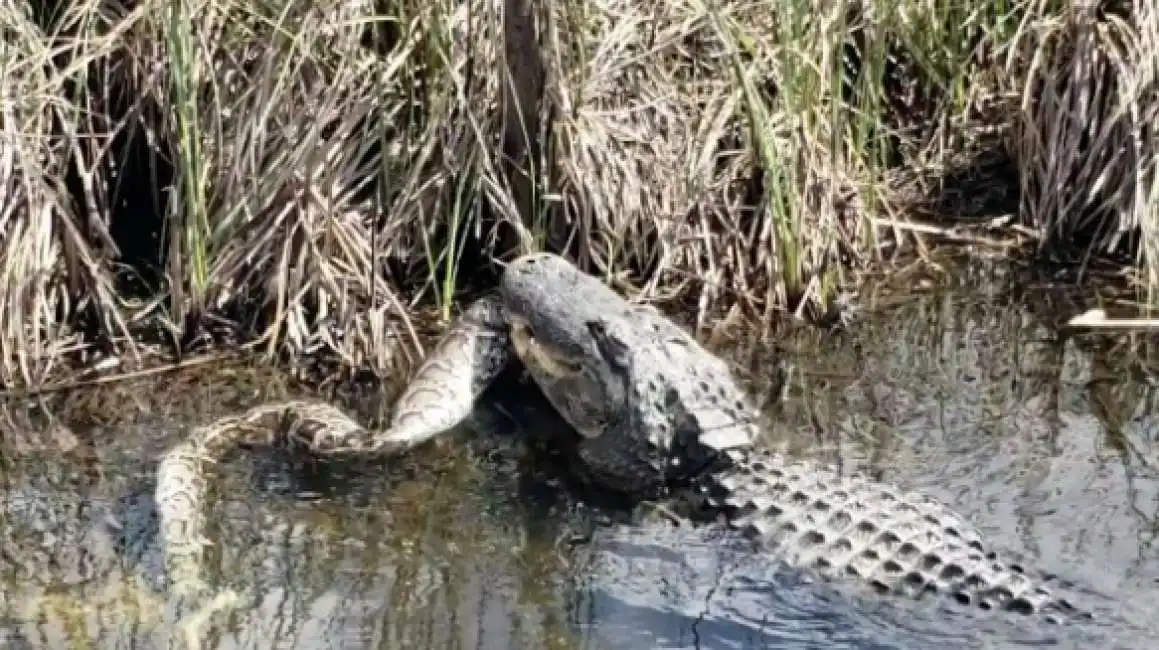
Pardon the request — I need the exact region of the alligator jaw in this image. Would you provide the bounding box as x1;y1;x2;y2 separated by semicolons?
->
502;253;639;440
508;316;585;380
507;316;614;440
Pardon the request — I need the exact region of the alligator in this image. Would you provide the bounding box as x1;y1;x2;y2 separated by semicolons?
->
155;252;1093;626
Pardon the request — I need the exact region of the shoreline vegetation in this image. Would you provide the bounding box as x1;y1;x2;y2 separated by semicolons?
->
2;0;1157;392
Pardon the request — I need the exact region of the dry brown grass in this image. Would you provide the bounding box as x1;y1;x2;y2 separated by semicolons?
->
1;2;137;387
1;0;1157;390
1009;1;1159;284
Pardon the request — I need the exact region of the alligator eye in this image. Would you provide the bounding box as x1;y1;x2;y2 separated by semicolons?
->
587;319;631;371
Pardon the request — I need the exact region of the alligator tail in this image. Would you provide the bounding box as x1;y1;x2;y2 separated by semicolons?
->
695;447;1090;623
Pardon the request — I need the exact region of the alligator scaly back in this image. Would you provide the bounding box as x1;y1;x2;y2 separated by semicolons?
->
697;446;1085;620
624;313;1090;621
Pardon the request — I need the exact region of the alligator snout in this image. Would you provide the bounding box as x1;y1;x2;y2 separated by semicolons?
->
503;253;605;323
505;252;568;283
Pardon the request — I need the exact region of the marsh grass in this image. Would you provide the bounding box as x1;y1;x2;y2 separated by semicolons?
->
1;0;1157;390
1009;1;1159;289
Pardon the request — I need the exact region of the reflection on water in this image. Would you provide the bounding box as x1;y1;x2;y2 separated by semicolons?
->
4;261;1159;649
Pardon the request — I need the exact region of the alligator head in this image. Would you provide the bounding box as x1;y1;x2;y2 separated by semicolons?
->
501;253;758;494
500;253;636;441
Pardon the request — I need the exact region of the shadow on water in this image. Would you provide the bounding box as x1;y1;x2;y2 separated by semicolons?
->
4;257;1159;649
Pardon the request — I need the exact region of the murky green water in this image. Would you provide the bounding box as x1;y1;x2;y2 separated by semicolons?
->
4;259;1159;649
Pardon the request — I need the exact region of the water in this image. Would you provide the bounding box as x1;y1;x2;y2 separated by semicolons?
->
3;260;1159;649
